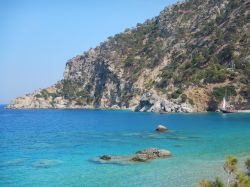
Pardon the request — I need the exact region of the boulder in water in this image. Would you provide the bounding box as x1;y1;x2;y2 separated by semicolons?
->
136;148;171;158
130;154;149;162
156;125;168;132
157;149;172;157
131;148;171;162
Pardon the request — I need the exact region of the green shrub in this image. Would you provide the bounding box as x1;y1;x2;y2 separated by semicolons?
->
181;94;187;103
215;15;225;25
40;89;49;99
203;63;227;84
240;85;250;100
202;21;215;36
35;94;42;98
234;58;247;69
245;157;250;169
188;98;194;105
49;93;57;98
191;52;206;67
76;90;89;98
212;86;237;101
235;172;250;187
155;79;168;89
204;69;227;83
124;55;134;68
171;89;183;99
61;80;81;99
198;177;224;187
198;156;250;187
228;0;240;10
217;45;233;63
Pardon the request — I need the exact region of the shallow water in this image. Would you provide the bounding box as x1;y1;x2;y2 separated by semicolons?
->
0;105;250;187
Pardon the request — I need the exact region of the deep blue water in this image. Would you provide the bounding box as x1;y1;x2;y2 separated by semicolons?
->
0;105;250;187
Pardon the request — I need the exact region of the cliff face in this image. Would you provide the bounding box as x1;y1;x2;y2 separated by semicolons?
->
7;0;250;112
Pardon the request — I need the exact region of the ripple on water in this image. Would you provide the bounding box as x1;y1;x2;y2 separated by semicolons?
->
0;158;26;167
90;155;135;165
140;131;201;141
28;143;54;149
32;159;63;168
173;144;183;147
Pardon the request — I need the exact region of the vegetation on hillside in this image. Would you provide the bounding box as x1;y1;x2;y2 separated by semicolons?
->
16;0;250;111
198;156;250;187
97;0;249;110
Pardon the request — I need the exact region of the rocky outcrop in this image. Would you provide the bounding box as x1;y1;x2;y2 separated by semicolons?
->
97;148;171;164
6;85;85;109
7;0;250;112
7;90;55;109
132;148;172;162
134;93;194;113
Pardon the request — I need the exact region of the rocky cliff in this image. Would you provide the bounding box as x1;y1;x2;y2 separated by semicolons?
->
7;0;250;112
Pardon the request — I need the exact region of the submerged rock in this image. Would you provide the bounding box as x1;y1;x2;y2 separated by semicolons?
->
95;148;172;164
0;159;26;167
100;155;112;160
92;155;134;165
174;144;182;147
156;125;168;132
130;154;149;162
32;159;62;168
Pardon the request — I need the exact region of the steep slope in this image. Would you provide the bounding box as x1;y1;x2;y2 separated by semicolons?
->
8;0;250;112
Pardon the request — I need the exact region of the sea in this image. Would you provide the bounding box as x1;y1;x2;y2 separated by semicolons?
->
0;104;250;187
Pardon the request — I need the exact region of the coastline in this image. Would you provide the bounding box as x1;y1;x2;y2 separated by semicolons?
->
4;105;250;114
237;110;250;113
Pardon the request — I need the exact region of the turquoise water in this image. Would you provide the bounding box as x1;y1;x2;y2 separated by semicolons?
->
0;105;250;187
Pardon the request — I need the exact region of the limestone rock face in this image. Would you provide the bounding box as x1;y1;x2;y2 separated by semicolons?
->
7;0;250;112
7;92;53;109
134;93;194;113
7;86;69;109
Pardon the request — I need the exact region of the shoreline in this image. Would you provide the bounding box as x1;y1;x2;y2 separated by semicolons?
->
237;110;250;113
3;105;250;114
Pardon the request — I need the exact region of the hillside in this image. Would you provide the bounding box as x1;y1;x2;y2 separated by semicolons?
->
7;0;250;112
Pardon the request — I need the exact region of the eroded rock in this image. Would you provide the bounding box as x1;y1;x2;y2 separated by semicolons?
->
134;93;194;113
156;125;168;132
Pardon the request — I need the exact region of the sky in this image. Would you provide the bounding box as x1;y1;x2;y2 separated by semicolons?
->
0;0;178;104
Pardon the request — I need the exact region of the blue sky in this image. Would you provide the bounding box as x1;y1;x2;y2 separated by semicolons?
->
0;0;177;104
